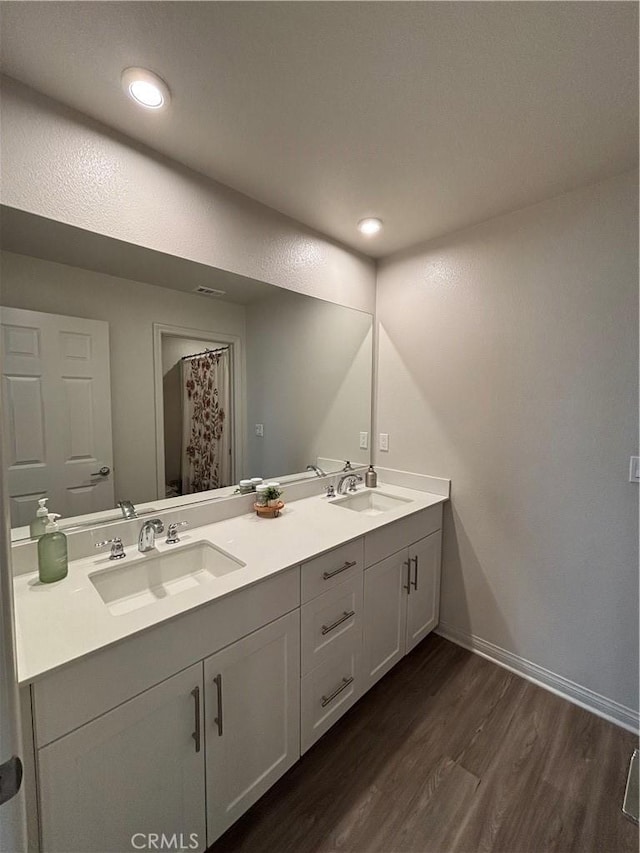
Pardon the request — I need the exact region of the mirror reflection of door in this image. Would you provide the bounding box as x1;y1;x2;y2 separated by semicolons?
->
1;307;115;525
161;336;235;498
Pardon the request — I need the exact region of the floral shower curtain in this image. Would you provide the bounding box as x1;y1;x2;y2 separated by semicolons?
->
181;349;231;494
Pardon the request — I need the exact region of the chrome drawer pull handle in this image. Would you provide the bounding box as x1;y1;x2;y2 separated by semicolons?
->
323;560;356;580
321;676;354;708
411;555;419;590
191;686;201;753
213;674;223;737
404;558;412;594
321;610;355;636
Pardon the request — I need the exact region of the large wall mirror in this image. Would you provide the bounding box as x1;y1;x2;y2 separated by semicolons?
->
0;207;373;540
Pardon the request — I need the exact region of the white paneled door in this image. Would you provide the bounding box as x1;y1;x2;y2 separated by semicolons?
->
1;307;114;526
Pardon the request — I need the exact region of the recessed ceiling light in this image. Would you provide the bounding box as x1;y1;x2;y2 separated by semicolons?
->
121;67;170;110
357;218;383;236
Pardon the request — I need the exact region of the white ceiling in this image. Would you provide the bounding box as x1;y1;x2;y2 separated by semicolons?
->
0;2;637;258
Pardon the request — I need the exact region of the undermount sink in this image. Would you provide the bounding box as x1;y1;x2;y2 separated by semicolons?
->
89;541;245;616
330;489;412;516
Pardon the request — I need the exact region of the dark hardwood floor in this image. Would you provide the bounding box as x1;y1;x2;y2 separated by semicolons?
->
209;635;639;853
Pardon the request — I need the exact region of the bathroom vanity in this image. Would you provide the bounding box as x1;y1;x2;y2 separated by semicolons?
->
12;480;447;852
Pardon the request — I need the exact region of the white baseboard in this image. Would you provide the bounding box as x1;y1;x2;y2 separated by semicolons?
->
435;622;639;734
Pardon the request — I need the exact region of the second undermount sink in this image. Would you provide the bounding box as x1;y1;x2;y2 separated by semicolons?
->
89;541;245;616
330;489;412;516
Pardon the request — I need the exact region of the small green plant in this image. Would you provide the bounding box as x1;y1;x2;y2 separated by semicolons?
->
264;485;282;502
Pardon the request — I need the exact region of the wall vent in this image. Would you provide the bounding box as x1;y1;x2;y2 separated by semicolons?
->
193;286;227;297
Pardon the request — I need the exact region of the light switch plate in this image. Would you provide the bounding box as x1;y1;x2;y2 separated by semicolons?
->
629;456;639;483
379;433;389;452
255;424;264;437
359;432;368;450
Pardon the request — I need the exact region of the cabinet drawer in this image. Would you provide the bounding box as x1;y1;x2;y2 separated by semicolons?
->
300;640;361;753
301;575;363;676
364;504;442;568
301;538;364;603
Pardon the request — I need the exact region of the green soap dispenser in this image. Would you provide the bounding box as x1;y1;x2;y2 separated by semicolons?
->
38;513;68;584
29;497;49;540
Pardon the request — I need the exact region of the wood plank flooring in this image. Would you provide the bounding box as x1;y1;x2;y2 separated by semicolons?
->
209;635;639;853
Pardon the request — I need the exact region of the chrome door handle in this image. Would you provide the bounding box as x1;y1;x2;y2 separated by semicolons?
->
91;466;111;477
404;558;412;594
191;686;201;753
323;560;356;580
321;610;355;636
321;676;354;708
213;674;223;736
411;555;419;590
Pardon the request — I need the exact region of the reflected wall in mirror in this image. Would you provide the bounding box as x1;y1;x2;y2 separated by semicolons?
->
0;208;373;538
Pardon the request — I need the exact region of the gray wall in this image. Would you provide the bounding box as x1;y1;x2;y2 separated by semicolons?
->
0;251;246;504
376;170;639;714
245;291;372;479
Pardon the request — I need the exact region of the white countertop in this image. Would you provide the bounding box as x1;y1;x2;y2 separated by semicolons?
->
13;483;446;685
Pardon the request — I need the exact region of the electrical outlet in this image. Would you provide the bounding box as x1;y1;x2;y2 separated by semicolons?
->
255;424;264;437
359;431;368;450
629;456;640;483
379;433;389;452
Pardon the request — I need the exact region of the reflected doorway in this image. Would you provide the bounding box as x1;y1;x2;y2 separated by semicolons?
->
153;324;243;501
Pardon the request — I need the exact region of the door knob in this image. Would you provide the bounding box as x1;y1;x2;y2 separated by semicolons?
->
91;466;111;477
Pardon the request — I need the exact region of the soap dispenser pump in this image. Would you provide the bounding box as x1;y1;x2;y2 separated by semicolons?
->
29;497;49;540
38;513;68;584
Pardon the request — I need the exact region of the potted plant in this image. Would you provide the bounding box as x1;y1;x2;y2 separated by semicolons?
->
264;484;283;507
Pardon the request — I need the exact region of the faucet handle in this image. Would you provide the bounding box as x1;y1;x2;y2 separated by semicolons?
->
166;521;188;544
325;484;336;498
348;474;364;492
96;537;126;560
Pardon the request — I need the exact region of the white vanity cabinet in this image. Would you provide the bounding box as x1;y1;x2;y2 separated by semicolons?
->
204;610;300;844
32;568;300;853
26;496;445;852
362;505;443;692
38;663;206;853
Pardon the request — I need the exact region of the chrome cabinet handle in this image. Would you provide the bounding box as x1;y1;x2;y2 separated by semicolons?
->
213;674;223;736
91;466;111;477
404;558;412;594
323;560;356;580
321;610;355;636
191;686;201;753
321;676;354;708
411;555;419;590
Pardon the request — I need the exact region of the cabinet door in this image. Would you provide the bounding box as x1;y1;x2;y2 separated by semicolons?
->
363;550;409;692
38;663;206;853
204;610;300;845
406;530;442;653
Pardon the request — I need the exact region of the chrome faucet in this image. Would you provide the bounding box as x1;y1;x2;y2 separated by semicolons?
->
118;500;137;519
306;464;327;478
337;473;363;494
138;518;164;553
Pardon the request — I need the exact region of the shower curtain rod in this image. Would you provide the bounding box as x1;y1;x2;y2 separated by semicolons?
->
181;345;230;360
